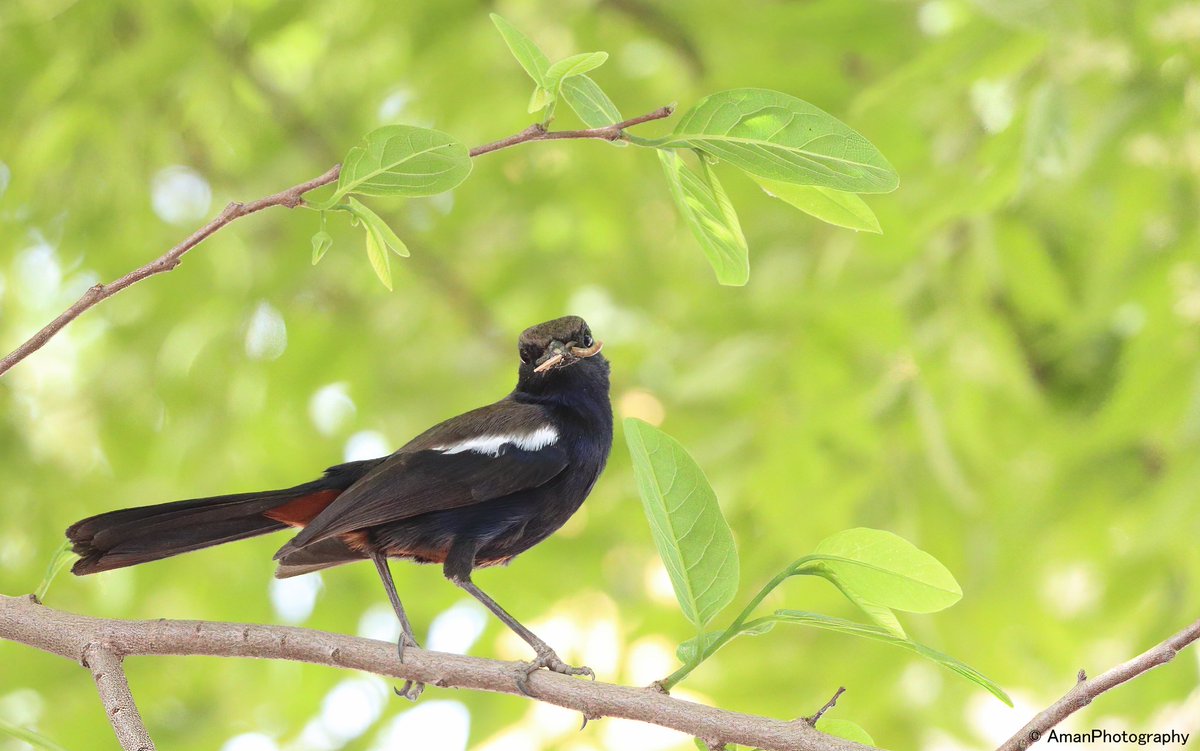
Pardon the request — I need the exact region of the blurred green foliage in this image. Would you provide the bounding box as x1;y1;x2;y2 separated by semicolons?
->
2;1;1200;750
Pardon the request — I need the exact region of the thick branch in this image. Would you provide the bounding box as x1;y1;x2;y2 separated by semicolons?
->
82;643;155;751
996;616;1200;751
0;106;674;378
0;595;866;751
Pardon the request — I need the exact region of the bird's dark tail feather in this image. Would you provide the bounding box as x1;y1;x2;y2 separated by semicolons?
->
66;486;316;575
67;459;384;576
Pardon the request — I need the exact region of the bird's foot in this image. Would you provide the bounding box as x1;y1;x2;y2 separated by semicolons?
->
395;632;421;663
393;633;425;701
514;646;595;697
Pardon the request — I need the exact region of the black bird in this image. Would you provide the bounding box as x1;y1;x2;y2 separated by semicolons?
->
66;316;613;698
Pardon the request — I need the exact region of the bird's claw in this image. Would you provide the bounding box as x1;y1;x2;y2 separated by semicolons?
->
394;680;425;701
514;648;595;697
393;633;425;701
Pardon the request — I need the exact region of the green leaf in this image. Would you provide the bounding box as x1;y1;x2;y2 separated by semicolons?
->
624;418;739;629
677;631;722;664
347;198;409;257
823;569;908;638
363;224;392;290
0;720;72;751
755;178;882;233
562;76;622;127
490;13;549;87
815;718;875;746
487;13;566;117
663;89;899;193
332;125;472;201
310;230;333;265
35;540;76;602
658;150;750;286
773;611;1012;705
808;528;962;613
676;620;775;663
544;52;608;101
488;14;620;126
537;52;606;125
527;86;551;114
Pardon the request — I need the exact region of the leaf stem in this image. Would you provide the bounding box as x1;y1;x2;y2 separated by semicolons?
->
625;133;673;148
659;557;819;690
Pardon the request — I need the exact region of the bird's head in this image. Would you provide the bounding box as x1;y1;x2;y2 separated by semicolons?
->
517;316;605;379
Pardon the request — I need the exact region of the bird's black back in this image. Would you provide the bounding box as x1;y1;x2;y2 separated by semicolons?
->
362;353;613;570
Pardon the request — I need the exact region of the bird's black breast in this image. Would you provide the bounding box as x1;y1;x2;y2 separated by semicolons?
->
475;402;612;562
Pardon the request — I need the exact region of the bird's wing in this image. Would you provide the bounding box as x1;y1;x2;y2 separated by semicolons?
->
275;400;567;556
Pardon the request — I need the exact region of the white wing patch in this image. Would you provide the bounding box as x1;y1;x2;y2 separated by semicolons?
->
432;425;559;457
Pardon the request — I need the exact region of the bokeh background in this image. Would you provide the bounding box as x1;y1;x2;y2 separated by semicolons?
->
3;1;1200;749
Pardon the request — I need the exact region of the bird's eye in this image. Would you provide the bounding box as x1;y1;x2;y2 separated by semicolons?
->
579;333;593;348
519;346;535;364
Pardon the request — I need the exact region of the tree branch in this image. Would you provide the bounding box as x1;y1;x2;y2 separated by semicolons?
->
0;595;867;751
996;615;1200;751
0;106;675;378
81;643;155;751
6;598;1198;749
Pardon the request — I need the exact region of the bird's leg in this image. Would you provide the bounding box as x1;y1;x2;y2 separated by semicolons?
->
444;541;593;696
456;577;595;694
371;552;424;701
371;553;420;655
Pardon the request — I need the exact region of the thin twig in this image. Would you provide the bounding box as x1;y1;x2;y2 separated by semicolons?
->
468;106;674;156
996;616;1200;751
0;595;868;751
0;106;675;378
81;643;155;751
804;687;846;726
0;165;342;377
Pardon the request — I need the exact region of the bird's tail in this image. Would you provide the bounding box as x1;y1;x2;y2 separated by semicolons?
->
66;460;382;576
66;486;317;575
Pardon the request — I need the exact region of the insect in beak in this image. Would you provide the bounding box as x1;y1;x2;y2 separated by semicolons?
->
569;340;603;359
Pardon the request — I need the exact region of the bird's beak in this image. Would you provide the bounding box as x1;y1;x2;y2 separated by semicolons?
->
533;353;564;373
533;339;603;373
